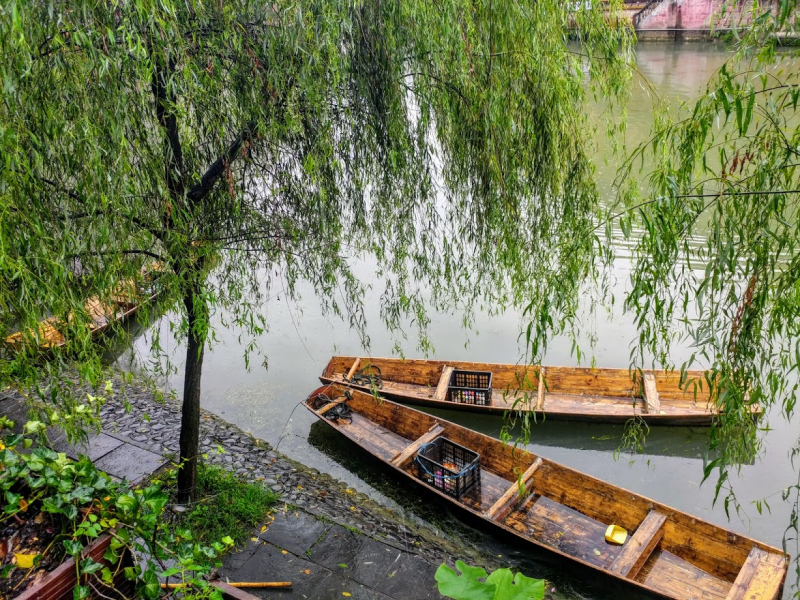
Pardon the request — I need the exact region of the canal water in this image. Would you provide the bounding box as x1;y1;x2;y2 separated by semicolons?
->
118;42;799;598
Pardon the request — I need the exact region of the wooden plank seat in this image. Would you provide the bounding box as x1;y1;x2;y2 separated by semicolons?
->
434;365;455;401
726;547;787;600
609;510;667;577
485;458;542;521
390;423;445;468
642;373;661;413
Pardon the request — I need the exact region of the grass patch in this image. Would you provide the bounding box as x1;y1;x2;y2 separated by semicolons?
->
163;463;278;545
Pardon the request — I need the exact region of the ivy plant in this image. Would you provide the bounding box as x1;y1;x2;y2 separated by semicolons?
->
435;560;545;600
0;418;233;598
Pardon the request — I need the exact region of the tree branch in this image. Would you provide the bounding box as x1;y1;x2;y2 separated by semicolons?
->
186;122;256;204
68;250;165;261
32;179;165;242
61;212;164;241
150;55;186;206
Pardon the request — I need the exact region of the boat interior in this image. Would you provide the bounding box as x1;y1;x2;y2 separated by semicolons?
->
306;383;786;600
4;282;156;349
321;356;725;422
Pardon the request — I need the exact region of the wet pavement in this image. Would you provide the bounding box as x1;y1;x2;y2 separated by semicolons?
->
220;509;441;599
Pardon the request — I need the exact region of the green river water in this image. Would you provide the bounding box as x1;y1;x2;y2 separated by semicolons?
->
118;42;800;599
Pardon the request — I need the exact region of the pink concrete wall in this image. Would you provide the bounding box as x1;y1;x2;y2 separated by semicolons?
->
638;0;770;30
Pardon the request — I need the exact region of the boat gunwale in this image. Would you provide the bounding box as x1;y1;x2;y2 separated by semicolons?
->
319;375;725;425
321;356;764;422
304;383;786;600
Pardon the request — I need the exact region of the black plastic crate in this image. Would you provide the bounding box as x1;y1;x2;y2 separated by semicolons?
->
415;436;480;500
447;370;493;406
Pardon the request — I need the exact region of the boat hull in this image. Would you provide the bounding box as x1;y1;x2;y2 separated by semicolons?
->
304;384;786;600
4;278;161;351
320;356;759;426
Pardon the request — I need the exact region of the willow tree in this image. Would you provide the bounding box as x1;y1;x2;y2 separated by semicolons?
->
0;0;632;501
613;2;800;504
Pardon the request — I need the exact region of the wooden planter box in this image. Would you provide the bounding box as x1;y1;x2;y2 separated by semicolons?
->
15;533;134;600
14;533;260;600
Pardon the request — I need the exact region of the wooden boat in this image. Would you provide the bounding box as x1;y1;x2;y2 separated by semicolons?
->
305;384;788;600
4;275;161;350
319;356;754;426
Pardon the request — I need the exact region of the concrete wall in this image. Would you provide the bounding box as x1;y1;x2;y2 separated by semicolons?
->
637;0;774;31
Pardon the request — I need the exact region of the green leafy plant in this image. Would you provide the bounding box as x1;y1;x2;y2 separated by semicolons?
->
435;560;545;600
0;420;237;598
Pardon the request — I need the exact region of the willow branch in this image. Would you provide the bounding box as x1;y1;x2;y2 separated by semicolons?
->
186;122;256;204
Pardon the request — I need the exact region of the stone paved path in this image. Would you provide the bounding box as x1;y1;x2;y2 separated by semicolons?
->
220;509;442;599
0;392;168;484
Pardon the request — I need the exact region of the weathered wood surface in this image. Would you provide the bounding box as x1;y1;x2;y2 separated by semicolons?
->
609;510;667;578
345;357;361;381
210;581;275;599
4;288;158;350
636;549;734;600
434;365;454;401
505;495;623;569
319;356;753;425
643;373;661;414
16;533;135;600
317;396;350;415
4;316;66;348
391;423;445;468
536;367;546;410
321;355;713;398
485;457;542;520
304;384;786;600
725;547;787;600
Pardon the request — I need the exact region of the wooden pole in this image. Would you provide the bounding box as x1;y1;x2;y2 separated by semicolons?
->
229;582;292;588
161;582;292;589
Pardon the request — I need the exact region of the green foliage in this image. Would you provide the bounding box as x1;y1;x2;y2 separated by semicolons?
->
0;420;234;598
613;0;800;479
0;0;633;497
609;0;800;583
435;560;545;600
157;463;277;544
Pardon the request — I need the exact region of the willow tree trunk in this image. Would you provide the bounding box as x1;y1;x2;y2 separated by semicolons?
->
177;291;206;503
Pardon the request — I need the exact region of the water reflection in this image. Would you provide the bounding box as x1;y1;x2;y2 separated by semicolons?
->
419;406;725;462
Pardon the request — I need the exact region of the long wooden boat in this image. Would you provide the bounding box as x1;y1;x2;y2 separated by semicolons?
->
319;356;753;426
4;276;160;350
305;384;787;600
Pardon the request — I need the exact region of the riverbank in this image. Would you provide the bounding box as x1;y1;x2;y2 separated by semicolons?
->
98;378;504;565
1;376;527;598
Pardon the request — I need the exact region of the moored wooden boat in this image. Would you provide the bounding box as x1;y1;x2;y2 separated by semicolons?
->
4;276;161;351
304;384;787;600
320;356;755;426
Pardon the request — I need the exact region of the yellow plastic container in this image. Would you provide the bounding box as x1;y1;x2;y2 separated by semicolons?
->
605;524;628;545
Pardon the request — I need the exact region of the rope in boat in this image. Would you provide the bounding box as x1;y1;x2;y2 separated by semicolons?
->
309;390;353;422
414;441;479;481
342;365;383;389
